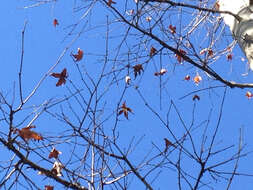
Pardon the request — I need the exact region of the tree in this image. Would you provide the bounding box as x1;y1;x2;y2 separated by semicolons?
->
0;0;253;189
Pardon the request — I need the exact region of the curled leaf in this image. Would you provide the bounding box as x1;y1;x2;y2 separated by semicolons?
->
193;95;200;101
72;48;83;62
150;46;157;57
164;138;175;153
51;161;63;176
246;91;253;99
193;73;202;85
133;64;144;78
154;68;167;76
14;125;43;141
107;0;116;6
51;68;68;87
145;16;152;22
175;49;186;63
53;19;59;27
45;185;54;190
125;75;131;84
169;24;176;34
227;54;232;61
184;75;190;81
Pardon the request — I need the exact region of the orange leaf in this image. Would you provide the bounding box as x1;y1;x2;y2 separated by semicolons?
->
15;125;43;141
51;68;68;87
45;185;54;190
72;48;83;62
49;147;62;159
53;19;59;27
118;101;133;119
193;74;202;85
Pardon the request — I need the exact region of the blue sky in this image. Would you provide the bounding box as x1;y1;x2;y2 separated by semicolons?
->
1;0;253;189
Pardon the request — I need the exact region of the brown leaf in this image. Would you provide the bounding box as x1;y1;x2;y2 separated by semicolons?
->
49;147;62;159
72;48;83;62
118;102;133;119
154;68;167;76
150;46;157;57
51;68;68;87
14;125;43;141
107;0;116;6
246;91;253;99
175;49;186;63
193;95;200;101
164;138;175;153
168;24;176;34
53;19;59;27
51;161;63;176
45;185;54;190
133;64;144;78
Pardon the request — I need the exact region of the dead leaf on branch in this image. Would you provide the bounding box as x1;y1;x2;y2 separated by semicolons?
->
175;49;186;63
193;94;200;101
118;102;133;120
53;19;59;27
51;68;68;87
45;185;54;190
107;0;116;6
71;48;83;62
150;46;157;57
133;64;144;78
14;125;43;141
51;161;63;177
49;147;62;159
164;138;175;153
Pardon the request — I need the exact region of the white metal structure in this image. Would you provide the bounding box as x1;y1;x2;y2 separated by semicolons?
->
219;0;253;68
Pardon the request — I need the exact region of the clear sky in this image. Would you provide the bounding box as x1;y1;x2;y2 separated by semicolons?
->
1;0;253;189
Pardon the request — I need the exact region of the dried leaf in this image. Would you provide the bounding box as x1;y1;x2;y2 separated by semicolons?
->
72;48;83;62
145;16;152;22
154;68;167;76
53;19;59;27
118;102;133;119
107;0;116;6
184;75;190;81
227;54;232;61
164;138;175;153
193;95;200;101
125;75;131;84
133;64;144;78
45;185;54;190
51;161;63;176
175;49;186;63
193;74;202;85
246;91;253;99
49;147;62;159
150;46;157;57
14;125;43;141
168;24;176;34
51;68;68;87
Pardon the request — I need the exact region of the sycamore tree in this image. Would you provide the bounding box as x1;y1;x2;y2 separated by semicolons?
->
1;0;253;189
